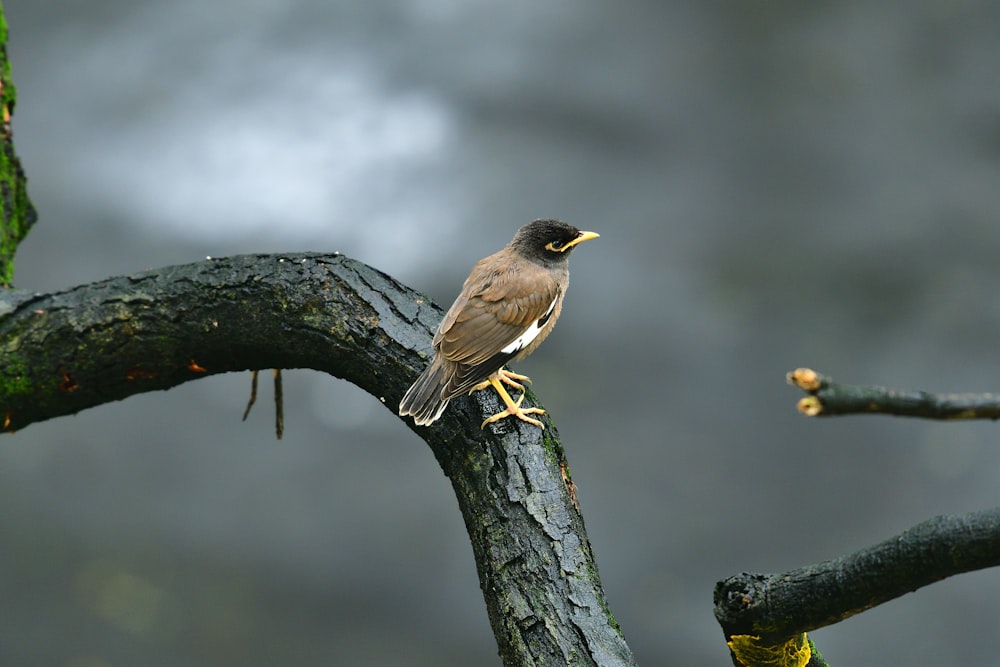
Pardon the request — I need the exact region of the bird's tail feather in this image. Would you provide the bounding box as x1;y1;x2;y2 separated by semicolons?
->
398;356;451;426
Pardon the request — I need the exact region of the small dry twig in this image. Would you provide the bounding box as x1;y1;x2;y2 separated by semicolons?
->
787;367;1000;419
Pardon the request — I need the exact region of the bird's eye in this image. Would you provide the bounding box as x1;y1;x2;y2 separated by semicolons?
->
545;239;565;252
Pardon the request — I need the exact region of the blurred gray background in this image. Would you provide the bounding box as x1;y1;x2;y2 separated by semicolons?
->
4;1;1000;665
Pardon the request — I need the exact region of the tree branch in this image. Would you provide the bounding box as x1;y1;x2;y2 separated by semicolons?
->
0;9;37;286
714;508;1000;666
787;367;1000;419
0;252;635;666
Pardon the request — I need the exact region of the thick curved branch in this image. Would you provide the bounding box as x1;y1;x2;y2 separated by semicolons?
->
787;367;1000;419
714;508;1000;665
0;252;635;666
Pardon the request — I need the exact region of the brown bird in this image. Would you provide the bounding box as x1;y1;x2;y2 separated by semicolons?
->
399;219;599;429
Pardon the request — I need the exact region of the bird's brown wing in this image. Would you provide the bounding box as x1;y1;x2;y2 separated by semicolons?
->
433;252;562;394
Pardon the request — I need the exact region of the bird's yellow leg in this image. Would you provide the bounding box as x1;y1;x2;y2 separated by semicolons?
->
469;366;532;394
476;376;546;429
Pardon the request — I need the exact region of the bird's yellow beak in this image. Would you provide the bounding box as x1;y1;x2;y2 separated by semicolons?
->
561;230;600;251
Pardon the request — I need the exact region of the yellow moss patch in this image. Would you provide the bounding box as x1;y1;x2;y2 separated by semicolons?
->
727;632;811;667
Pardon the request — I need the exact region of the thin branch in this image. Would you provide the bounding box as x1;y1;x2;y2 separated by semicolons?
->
787;367;1000;419
715;508;1000;664
242;370;259;421
273;368;284;439
0;252;635;667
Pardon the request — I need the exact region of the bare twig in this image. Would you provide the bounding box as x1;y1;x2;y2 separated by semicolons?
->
242;370;259;421
787;367;1000;419
273;368;283;439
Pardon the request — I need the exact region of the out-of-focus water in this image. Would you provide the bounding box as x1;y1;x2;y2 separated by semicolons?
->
5;1;1000;664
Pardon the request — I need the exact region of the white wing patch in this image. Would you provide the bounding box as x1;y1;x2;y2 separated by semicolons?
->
501;297;559;355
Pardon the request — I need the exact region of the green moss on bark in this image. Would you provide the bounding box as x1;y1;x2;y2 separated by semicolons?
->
0;1;37;286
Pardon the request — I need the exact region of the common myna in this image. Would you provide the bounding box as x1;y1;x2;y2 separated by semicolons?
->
399;219;599;428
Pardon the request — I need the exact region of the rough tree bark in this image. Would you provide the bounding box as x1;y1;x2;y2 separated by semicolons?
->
0;253;636;666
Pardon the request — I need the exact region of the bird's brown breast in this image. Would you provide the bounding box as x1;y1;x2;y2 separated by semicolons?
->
435;253;566;361
431;251;568;397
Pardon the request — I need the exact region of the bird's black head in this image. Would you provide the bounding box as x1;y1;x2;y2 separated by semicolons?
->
509;219;600;265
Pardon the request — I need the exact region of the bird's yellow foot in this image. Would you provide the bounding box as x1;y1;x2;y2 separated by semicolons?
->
475;375;545;429
497;367;532;391
469;366;532;394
